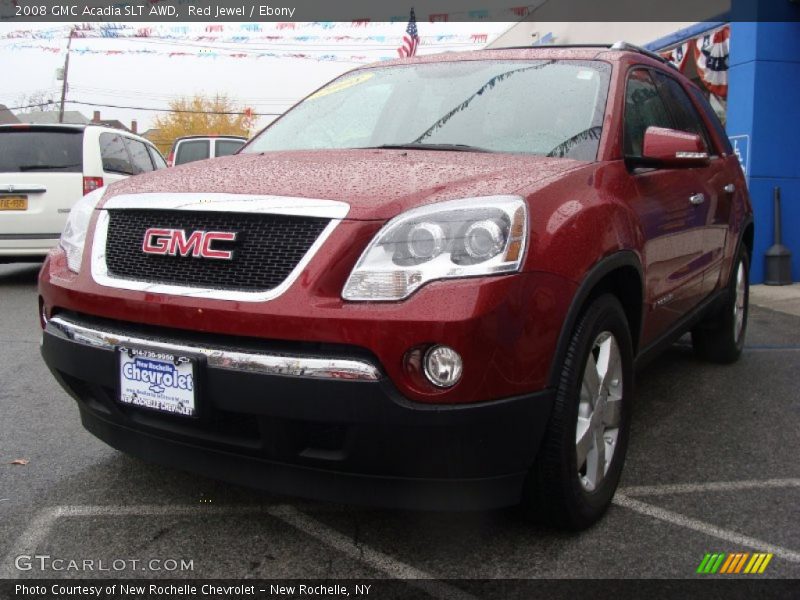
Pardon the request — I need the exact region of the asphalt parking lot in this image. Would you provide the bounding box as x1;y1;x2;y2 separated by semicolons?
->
1;261;798;584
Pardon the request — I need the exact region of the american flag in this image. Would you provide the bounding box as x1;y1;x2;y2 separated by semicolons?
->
397;8;419;58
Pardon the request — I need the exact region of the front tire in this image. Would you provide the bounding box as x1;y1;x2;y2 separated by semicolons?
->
525;294;634;530
692;250;749;364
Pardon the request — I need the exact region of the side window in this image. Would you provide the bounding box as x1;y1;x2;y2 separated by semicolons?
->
689;86;733;155
174;140;210;165
214;140;245;157
123;138;155;174
623;69;673;158
148;145;168;169
99;132;135;175
653;72;714;154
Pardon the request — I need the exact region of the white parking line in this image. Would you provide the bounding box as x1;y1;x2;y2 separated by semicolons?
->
620;477;800;497
268;505;478;600
613;493;800;563
0;506;62;579
744;347;800;352
0;503;477;599
0;504;326;580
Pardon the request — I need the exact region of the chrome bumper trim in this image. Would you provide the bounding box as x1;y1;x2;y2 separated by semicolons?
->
46;315;382;382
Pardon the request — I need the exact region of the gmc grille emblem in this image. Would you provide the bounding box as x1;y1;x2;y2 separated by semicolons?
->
142;228;237;260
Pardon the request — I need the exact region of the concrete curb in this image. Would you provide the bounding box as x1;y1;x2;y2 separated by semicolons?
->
750;283;800;318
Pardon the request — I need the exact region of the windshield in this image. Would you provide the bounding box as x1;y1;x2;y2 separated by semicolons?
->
243;60;610;160
0;129;83;172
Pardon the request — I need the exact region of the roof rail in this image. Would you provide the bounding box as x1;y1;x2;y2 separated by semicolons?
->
609;40;677;69
487;43;676;69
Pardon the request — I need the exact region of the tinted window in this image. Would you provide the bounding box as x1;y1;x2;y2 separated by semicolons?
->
653;72;713;153
689;86;733;155
100;132;135;175
0;130;83;173
214;139;245;157
623;69;673;157
243;60;612;159
175;140;210;165
124;138;154;174
148;145;167;169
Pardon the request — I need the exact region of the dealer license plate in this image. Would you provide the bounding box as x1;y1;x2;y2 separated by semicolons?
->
118;347;197;417
0;195;27;210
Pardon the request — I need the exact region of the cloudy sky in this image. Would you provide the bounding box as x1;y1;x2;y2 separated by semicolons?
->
0;21;513;135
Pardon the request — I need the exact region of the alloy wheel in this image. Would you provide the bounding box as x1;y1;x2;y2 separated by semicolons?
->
734;261;746;343
576;331;623;492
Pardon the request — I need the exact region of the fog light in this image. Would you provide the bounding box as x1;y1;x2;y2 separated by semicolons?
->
423;345;463;388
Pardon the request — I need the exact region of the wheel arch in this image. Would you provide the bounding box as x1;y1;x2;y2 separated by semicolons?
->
722;215;754;289
548;251;644;388
741;219;754;263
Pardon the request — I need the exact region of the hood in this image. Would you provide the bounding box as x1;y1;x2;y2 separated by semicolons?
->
101;149;585;220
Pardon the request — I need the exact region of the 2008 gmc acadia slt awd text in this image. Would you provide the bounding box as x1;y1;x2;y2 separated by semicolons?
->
39;45;753;529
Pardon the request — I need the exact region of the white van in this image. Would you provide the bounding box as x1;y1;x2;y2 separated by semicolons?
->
167;135;247;167
0;123;166;262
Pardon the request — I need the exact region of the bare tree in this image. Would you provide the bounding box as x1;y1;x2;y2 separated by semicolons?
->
15;90;59;111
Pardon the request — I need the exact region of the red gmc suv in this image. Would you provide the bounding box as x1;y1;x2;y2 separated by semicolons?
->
38;44;752;530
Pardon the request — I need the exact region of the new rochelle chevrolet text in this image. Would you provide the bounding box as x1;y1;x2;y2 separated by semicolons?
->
39;46;752;529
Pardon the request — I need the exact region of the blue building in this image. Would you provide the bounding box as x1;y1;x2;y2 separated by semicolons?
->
645;10;800;282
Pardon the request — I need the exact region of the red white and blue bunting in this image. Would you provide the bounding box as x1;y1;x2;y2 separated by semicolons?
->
661;42;690;73
694;25;730;98
660;25;730;99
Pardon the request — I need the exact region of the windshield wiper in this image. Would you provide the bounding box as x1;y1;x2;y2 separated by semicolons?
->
17;163;81;171
361;143;493;153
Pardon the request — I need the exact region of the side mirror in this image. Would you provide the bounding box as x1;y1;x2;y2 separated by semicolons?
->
641;126;709;168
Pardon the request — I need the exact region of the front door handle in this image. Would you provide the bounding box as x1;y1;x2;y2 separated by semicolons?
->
689;193;705;206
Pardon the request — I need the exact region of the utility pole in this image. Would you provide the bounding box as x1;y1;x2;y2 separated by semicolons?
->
58;27;75;123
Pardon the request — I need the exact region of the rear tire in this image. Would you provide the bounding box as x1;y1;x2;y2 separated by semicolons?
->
524;294;634;530
692;250;749;364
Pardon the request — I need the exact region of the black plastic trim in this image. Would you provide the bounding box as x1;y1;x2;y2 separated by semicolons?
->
634;288;727;370
548;251;643;387
0;233;60;240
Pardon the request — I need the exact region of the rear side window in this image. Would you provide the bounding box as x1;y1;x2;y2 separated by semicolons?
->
623;69;673;157
148;146;167;169
214;139;245;157
0;130;83;173
689;86;733;155
124;138;154;174
100;132;135;175
175;140;210;165
653;72;713;153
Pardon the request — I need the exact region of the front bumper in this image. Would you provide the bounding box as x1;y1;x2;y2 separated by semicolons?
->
0;234;59;261
42;313;555;510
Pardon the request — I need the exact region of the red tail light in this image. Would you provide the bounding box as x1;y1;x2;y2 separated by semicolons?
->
83;176;104;195
167;152;174;167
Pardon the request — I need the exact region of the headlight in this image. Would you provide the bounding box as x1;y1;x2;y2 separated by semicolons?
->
59;186;106;273
342;195;527;301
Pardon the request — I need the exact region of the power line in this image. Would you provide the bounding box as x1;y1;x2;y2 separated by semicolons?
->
70;100;282;116
67;86;297;106
4;102;57;111
69;85;298;102
5;100;282;117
